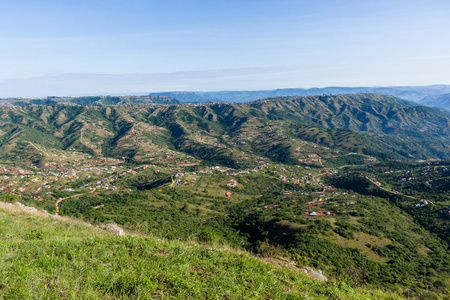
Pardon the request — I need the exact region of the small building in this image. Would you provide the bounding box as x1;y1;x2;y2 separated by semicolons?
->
416;200;429;207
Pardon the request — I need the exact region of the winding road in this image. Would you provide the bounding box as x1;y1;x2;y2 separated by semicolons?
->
365;177;436;206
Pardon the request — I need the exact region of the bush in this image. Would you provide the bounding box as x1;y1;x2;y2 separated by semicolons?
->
2;193;17;203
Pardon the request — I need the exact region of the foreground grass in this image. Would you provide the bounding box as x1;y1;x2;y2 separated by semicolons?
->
0;204;400;299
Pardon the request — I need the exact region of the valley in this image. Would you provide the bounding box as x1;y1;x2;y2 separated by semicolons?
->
0;94;449;299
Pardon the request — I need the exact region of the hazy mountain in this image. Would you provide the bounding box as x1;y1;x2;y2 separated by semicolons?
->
148;92;221;103
0;95;179;106
150;85;450;104
419;93;450;110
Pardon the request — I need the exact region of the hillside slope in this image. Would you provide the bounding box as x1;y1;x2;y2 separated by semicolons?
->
249;94;449;136
0;95;179;106
0;202;398;299
248;94;450;159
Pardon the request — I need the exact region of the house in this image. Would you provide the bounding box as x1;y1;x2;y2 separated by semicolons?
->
416;200;429;207
309;211;318;216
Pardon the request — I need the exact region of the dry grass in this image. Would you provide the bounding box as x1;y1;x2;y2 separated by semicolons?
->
327;232;391;264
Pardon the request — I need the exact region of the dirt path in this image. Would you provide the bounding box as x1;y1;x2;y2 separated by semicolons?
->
318;152;376;169
55;188;97;215
365;177;436;206
28;142;49;157
311;173;327;193
322;152;375;160
318;157;324;168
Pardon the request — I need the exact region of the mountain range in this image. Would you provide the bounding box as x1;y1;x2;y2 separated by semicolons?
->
3;85;450;111
149;85;450;110
1;94;449;167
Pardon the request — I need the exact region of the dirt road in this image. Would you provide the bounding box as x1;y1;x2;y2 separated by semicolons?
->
55;188;97;215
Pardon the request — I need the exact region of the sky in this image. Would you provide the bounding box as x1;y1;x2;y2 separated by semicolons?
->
0;0;450;97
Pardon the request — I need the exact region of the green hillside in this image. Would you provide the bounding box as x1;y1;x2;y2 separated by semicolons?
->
1;93;449;167
248;94;450;159
0;203;399;299
0;94;450;299
9;159;450;299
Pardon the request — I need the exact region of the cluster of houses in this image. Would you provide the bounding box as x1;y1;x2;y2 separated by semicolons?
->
297;153;321;164
400;170;414;182
0;162;148;198
439;205;450;215
307;211;331;216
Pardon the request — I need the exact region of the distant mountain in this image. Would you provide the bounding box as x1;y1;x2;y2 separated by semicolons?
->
148;92;221;103
150;85;450;105
419;93;450;110
0;95;179;106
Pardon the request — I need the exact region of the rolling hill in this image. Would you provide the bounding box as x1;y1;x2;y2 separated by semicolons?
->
0;94;450;168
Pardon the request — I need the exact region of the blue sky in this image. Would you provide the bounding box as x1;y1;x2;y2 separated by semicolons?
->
0;0;449;97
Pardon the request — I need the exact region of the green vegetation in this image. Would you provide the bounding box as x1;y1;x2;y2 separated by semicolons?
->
13;164;448;299
0;94;449;298
0;205;400;299
0;94;450;166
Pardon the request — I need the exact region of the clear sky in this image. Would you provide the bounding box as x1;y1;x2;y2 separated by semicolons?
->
1;0;450;97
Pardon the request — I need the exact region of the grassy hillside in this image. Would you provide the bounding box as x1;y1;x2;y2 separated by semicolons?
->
0;202;399;299
249;94;450;138
248;94;450;159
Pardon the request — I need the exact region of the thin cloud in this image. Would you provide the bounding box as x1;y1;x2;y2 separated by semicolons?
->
0;66;304;98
